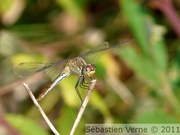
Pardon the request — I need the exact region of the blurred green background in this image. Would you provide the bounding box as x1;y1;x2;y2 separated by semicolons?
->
0;0;180;134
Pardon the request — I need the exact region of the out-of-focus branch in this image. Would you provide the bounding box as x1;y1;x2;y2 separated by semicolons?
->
156;0;180;38
0;113;20;135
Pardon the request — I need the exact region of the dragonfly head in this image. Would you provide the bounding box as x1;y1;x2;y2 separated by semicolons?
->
83;64;96;77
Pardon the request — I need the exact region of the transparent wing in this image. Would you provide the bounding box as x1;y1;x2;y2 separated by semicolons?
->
46;60;69;80
80;39;133;64
13;60;69;80
80;42;109;64
13;62;52;78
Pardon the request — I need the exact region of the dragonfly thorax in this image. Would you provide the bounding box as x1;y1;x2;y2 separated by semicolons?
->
82;64;96;77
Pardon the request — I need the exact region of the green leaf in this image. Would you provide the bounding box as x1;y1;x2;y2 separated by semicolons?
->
0;0;13;13
95;61;106;78
60;75;83;107
6;114;49;135
119;47;160;88
151;39;167;70
120;0;168;89
11;53;46;65
121;0;150;55
11;24;60;44
89;90;112;120
133;109;179;123
56;106;84;135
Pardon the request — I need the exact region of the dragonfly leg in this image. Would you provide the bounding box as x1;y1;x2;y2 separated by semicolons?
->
80;76;89;88
79;76;92;89
75;76;84;102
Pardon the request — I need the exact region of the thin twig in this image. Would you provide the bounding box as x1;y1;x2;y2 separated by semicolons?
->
23;83;60;135
70;79;97;135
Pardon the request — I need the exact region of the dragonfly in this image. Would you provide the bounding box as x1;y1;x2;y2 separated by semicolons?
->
13;39;133;102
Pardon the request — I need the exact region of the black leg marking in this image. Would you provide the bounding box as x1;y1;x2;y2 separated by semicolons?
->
79;76;92;89
75;76;84;102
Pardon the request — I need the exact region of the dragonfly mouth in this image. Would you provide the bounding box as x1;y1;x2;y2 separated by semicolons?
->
88;70;95;77
84;64;96;77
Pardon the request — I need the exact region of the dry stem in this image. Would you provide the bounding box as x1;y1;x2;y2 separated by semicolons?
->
23;79;96;135
70;79;97;135
23;83;60;135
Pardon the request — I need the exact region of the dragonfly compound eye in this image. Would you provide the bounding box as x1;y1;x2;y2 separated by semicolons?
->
84;64;95;77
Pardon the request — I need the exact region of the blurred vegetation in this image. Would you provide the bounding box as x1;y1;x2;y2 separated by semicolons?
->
0;0;180;135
